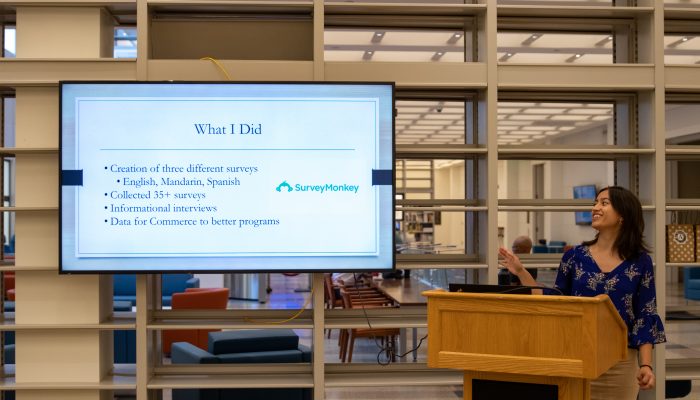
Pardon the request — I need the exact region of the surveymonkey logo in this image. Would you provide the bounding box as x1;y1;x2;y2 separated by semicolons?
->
276;180;359;194
276;181;293;192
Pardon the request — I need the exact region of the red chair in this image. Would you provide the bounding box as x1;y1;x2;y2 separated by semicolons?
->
4;272;14;300
162;288;229;356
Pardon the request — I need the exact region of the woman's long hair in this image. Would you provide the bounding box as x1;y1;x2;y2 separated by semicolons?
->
582;186;650;260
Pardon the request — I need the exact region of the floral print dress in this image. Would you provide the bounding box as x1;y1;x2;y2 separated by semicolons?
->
553;245;666;348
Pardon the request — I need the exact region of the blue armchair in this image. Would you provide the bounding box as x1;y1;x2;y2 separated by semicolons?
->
684;267;700;300
548;240;566;253
532;245;549;254
113;274;200;306
171;329;312;400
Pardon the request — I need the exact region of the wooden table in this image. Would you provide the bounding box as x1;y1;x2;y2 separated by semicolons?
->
373;277;433;361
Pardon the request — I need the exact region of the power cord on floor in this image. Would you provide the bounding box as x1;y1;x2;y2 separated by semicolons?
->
243;280;313;325
351;273;428;366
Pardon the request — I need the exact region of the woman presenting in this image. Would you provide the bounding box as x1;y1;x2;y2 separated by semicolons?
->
499;186;666;399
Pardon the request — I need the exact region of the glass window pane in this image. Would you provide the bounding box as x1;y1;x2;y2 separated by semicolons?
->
498;101;615;146
665;35;700;65
114;26;137;58
498;32;614;64
325;29;470;62
3;26;15;58
397;100;466;145
666;103;700;145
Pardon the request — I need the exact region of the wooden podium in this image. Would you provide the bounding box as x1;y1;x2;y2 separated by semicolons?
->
423;290;628;400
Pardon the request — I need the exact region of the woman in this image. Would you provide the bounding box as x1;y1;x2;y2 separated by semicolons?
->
499;186;666;399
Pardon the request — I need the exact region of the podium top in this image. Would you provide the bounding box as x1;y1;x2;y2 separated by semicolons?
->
424;290;627;379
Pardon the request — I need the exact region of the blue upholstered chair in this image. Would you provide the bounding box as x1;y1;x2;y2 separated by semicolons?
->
113;300;136;364
171;329;312;400
684;267;700;300
113;274;200;306
548;241;566;253
532;245;549;254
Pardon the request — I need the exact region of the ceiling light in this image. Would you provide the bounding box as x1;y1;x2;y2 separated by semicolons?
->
447;32;463;44
667;36;695;48
499;52;515;62
362;50;374;61
595;35;613;47
565;53;584;63
431;51;445;61
521;33;542;46
371;31;386;43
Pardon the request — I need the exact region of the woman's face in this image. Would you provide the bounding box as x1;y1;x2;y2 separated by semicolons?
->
591;189;622;232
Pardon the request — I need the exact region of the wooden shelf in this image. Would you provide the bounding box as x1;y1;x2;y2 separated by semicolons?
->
397;198;487;212
666;66;700;92
0;317;136;331
396;144;487;159
0;376;136;391
666;262;700;268
0;0;133;5
666;199;700;211
0;265;57;272
498;64;654;91
666;145;700;160
0;147;58;156
325;62;488;89
667;305;700;313
0;207;58;212
324;3;485;17
147;59;314;81
498;199;654;212
0;59;136;86
325;364;462;387
148;373;313;390
497;5;653;18
0;363;136;390
147;0;313;14
149;309;313;330
148;319;313;330
396;253;483;268
666;358;700;380
498;145;654;160
664;6;700;20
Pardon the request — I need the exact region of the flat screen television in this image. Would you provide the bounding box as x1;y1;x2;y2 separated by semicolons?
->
573;184;597;225
60;82;395;273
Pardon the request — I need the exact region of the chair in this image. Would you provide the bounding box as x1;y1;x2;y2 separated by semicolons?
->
547;240;566;253
171;329;312;400
113;273;201;306
666;379;691;398
162;288;230;355
338;288;398;363
532;245;549;254
4;271;14;300
684;267;700;300
323;274;343;310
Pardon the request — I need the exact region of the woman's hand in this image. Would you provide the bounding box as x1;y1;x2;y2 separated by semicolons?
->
498;247;525;276
637;365;655;390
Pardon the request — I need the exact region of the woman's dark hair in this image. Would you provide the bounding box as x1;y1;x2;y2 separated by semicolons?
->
582;186;650;260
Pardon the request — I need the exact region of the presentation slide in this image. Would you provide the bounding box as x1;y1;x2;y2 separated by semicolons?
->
60;83;394;273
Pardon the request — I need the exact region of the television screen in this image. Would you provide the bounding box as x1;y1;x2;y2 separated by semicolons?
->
573;185;597;225
60;82;395;273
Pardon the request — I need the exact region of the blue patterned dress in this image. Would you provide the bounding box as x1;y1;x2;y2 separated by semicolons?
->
553;245;666;349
